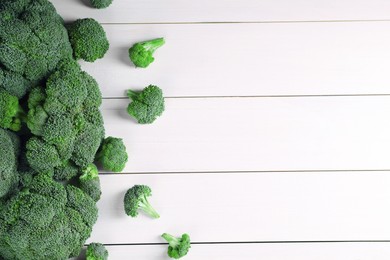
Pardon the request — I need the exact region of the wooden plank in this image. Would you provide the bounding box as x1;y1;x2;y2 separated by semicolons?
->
74;243;390;260
102;97;390;173
52;0;390;24
87;172;390;244
77;22;390;98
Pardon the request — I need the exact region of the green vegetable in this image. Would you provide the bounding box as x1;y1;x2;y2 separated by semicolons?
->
0;128;19;198
86;242;109;260
127;85;165;124
161;233;191;259
96;136;128;172
68;18;110;62
90;0;113;9
0;90;25;131
80;164;102;202
128;38;165;68
124;185;160;218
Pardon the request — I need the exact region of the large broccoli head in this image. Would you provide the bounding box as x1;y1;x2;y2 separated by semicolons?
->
96;136;128;172
0;128;20;198
0;172;99;260
26;61;105;180
0;0;73;98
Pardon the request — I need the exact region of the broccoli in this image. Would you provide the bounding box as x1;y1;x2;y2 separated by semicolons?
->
79;164;102;202
124;185;160;218
90;0;113;9
0;172;99;260
96;136;128;172
86;243;109;260
0;90;25;131
0;0;74;98
161;233;191;259
68;18;110;62
0;128;19;198
128;38;165;68
127;85;165;124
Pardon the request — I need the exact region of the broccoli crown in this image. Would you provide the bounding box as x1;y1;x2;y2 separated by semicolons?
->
161;233;191;259
0;128;20;198
79;164;102;202
90;0;113;9
0;172;98;260
96;136;128;172
128;38;165;68
86;242;109;260
26;62;105;178
0;0;73;98
127;85;165;124
124;185;160;218
0;90;24;131
68;18;109;62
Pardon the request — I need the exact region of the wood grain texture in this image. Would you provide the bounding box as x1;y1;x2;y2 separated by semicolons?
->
52;0;390;23
74;243;390;260
88;172;390;244
102;97;390;173
75;22;390;98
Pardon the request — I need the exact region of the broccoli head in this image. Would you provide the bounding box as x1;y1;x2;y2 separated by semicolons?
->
79;164;102;202
0;0;73;98
68;18;110;62
96;136;128;172
0;128;20;198
124;185;160;218
86;242;109;260
0;172;98;260
0;90;25;131
161;233;191;259
90;0;113;9
127;85;165;124
128;38;165;68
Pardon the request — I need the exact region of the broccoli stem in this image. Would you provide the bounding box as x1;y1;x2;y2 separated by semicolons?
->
161;233;180;247
126;89;140;101
139;194;160;218
142;38;165;53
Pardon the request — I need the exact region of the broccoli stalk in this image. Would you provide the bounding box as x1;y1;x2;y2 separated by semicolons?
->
124;185;160;218
128;38;165;68
126;85;165;124
161;233;191;259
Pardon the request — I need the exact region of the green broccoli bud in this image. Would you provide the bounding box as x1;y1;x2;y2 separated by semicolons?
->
86;242;109;260
161;233;191;259
79;164;102;202
67;18;109;62
127;85;165;124
96;136;128;172
128;38;165;68
90;0;113;9
124;185;160;218
0;90;25;131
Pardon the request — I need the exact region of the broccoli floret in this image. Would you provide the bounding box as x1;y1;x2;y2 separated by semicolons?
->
96;136;128;172
127;85;165;124
0;128;19;198
124;185;160;218
0;90;25;131
128;38;165;68
79;164;102;202
161;233;191;259
89;0;113;9
67;18;109;62
86;242;109;260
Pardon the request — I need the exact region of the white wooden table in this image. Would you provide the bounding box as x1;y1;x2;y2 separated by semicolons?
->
53;1;390;259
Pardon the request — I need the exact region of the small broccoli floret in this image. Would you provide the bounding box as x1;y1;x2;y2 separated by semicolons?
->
86;242;108;260
0;128;19;198
0;90;25;131
124;185;160;218
161;233;191;259
67;18;109;62
79;164;102;202
128;38;165;68
90;0;113;9
127;85;165;124
95;136;128;172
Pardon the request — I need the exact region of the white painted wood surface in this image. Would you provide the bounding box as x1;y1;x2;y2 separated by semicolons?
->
102;97;390;173
78;22;390;98
53;0;390;23
78;243;390;260
89;172;390;244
